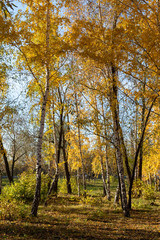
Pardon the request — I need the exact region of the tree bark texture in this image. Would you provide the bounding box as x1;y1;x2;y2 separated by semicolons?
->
128;96;158;209
62;127;72;194
110;65;130;217
31;0;50;217
105;145;111;200
114;184;120;204
77;168;80;197
0;169;2;194
0;135;13;183
119;126;131;183
138;80;146;181
48;92;64;196
101;97;111;200
75;92;87;197
100;153;107;197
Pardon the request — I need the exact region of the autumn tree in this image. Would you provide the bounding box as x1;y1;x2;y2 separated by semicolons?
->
61;0;130;216
47;85;72;196
10;0;68;216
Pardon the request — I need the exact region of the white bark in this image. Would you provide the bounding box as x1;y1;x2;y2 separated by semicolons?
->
31;0;50;216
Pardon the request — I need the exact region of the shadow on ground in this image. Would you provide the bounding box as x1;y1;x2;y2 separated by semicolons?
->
0;207;160;240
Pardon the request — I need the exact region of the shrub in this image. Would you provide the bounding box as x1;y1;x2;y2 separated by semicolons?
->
80;196;102;206
0;199;29;220
1;171;50;202
110;175;118;184
59;177;79;194
132;179;143;198
132;180;156;200
142;184;156;200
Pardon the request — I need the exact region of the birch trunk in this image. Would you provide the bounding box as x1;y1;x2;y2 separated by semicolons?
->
110;65;129;217
31;0;50;216
105;145;111;200
108;5;129;217
114;184;120;204
138;79;146;183
75;93;86;197
101;97;111;200
31;82;49;216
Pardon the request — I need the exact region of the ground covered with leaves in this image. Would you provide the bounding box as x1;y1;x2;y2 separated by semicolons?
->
0;194;160;240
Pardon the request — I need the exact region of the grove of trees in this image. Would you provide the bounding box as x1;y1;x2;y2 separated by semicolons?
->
0;0;160;218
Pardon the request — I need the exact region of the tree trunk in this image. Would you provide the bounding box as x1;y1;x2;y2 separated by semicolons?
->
62;127;72;194
0;170;2;194
101;96;111;200
100;153;107;196
48;168;58;196
149;173;152;185
0;135;13;183
11;153;15;181
110;65;130;217
31;0;50;217
158;178;160;191
134;102;138;182
138;79;146;184
114;184;120;204
75;92;86;197
77;168;80;197
119;126;131;183
48;90;64;196
31;83;49;216
154;173;157;191
107;7;129;216
128;96;158;209
105;145;111;200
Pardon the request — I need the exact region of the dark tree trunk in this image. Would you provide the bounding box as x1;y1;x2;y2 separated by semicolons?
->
0;170;2;194
48;88;64;196
11;154;15;181
154;174;157;191
77;168;80;197
62;127;72;194
100;153;107;196
138;81;146;182
158;178;160;191
119;126;131;183
48;110;63;196
128;96;158;209
0;136;13;184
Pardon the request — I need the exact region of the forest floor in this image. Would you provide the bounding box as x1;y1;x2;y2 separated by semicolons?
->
0;180;160;240
0;194;160;240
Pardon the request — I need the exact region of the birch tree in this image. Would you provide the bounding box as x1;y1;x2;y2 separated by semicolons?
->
12;0;67;216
